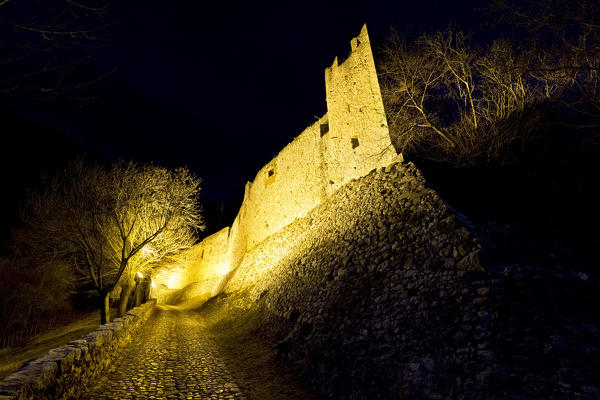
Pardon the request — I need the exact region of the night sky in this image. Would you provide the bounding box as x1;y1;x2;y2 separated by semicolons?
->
1;0;482;238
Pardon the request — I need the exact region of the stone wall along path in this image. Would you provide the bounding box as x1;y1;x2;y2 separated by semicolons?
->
82;306;245;400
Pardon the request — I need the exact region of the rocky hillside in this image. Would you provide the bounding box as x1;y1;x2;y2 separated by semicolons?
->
198;160;599;400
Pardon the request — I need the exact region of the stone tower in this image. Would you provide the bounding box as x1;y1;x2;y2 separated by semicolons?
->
323;24;397;195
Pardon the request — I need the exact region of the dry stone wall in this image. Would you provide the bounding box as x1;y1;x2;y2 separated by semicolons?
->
220;160;488;399
0;301;156;400
225;160;481;299
217;161;600;399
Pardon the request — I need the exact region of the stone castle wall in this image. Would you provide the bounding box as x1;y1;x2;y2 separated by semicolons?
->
157;25;398;291
151;227;230;299
240;115;328;251
323;26;396;196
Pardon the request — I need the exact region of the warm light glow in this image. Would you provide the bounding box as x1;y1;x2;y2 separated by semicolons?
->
164;272;184;289
213;260;231;277
153;267;186;290
151;282;156;288
137;271;143;278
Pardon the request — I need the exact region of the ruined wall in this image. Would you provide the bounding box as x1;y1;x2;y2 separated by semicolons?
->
221;25;397;281
323;24;397;195
234;24;396;254
241;115;328;250
154;25;399;294
234;25;397;253
182;227;230;282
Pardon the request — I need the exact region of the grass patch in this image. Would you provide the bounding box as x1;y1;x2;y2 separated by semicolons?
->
0;308;116;380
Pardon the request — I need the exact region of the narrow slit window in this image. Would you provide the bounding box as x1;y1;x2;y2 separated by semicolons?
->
268;169;274;177
320;123;329;137
351;137;359;149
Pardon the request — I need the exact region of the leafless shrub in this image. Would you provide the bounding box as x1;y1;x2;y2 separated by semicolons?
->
490;0;600;123
378;28;541;167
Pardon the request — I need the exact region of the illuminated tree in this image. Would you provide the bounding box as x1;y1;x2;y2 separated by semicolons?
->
377;30;454;151
21;159;204;324
106;162;203;317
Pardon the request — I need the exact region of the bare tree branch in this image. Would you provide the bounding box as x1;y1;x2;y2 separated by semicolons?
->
19;159;204;324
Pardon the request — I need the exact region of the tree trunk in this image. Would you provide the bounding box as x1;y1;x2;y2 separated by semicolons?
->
143;280;151;303
117;284;134;317
134;281;143;307
100;290;110;325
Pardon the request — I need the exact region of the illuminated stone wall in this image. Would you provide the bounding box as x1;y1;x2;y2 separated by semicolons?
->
236;24;397;253
219;161;484;399
152;227;229;292
182;227;230;281
323;24;397;196
154;25;398;293
241;115;328;250
224;161;482;297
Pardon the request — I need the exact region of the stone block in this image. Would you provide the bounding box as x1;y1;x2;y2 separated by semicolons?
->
67;340;89;359
0;375;24;396
27;361;58;389
457;250;483;271
83;335;98;355
0;359;57;394
83;331;104;348
95;327;114;344
127;307;142;316
103;320;125;338
118;316;132;329
41;347;78;374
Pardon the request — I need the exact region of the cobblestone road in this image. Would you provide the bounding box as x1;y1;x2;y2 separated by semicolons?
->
83;306;246;400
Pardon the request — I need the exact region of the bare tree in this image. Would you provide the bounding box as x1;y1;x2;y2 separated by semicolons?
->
378;30;454;152
106;162;203;317
423;31;479;129
378;28;541;166
21;159;204;324
0;0;115;104
477;39;529;121
490;0;600;123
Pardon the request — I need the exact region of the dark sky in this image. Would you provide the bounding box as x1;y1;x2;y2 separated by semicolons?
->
1;0;483;237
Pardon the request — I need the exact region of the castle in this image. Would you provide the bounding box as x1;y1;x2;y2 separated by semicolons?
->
153;24;400;294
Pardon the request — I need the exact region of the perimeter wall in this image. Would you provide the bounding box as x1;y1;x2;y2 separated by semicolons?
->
153;24;399;295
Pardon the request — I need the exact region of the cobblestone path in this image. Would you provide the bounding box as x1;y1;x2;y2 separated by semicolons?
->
83;306;246;400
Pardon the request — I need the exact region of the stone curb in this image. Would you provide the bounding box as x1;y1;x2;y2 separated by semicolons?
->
0;300;156;400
